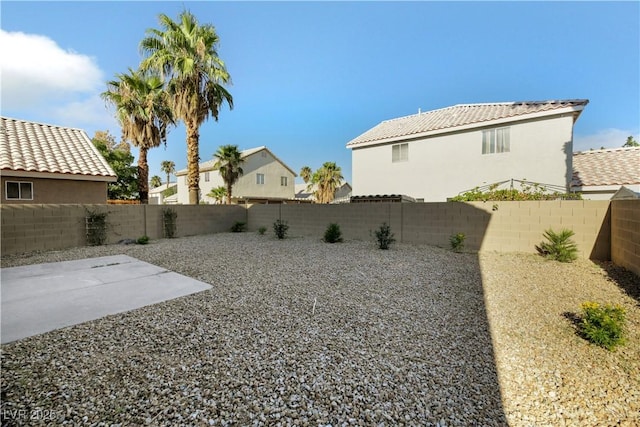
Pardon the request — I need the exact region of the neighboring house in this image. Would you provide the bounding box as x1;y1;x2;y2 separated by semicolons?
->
571;147;640;200
0;116;117;204
295;182;352;203
149;182;177;205
346;100;589;202
175;146;296;204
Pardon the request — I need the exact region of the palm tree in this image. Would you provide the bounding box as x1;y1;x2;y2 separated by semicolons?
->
311;162;344;203
160;160;175;185
140;10;233;204
300;166;312;184
213;145;244;204
207;186;227;204
150;175;163;188
102;68;173;204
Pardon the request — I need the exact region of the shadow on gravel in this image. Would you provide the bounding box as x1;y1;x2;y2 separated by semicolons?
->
562;311;584;338
595;261;640;305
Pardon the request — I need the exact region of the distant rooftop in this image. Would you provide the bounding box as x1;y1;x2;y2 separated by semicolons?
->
346;99;589;148
572;147;640;187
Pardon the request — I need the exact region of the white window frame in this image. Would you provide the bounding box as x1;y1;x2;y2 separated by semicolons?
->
482;127;510;154
204;172;210;182
6;181;33;200
392;143;409;162
256;173;265;185
281;176;288;186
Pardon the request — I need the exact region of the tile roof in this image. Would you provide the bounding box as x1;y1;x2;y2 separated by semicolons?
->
346;99;589;147
572;147;640;187
1;116;116;180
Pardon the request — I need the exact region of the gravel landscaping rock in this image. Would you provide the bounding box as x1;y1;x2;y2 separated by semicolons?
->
1;233;638;426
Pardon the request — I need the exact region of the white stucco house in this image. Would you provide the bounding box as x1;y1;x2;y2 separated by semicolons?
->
346;100;589;202
149;182;177;205
175;146;297;204
571;147;640;200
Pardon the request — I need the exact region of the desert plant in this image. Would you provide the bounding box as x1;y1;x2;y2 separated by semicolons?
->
374;222;395;250
137;235;150;245
257;226;267;235
536;228;578;262
231;221;247;232
580;302;626;351
162;208;177;238
273;219;289;239
450;232;466;252
86;210;108;246
323;223;343;243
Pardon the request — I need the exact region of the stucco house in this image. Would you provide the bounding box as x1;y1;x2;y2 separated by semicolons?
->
149;182;178;205
0;116;117;204
571;147;640;200
294;182;353;203
346;100;588;202
175;146;296;204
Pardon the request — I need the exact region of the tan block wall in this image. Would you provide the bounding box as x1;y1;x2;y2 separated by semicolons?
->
247;201;611;259
1;204;246;255
611;200;640;277
1;177;108;204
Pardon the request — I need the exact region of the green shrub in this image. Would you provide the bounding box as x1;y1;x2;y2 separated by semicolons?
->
257;226;267;235
536;228;578;262
450;232;465;252
162;208;177;238
86;210;108;246
231;221;247;232
137;235;149;245
580;302;626;351
273;219;289;239
374;222;395;250
323;223;343;243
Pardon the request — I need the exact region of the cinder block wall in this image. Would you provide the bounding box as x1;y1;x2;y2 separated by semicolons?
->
0;204;246;256
611;200;640;276
247;200;611;259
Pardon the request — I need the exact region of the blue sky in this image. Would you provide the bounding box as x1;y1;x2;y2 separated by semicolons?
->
1;1;639;185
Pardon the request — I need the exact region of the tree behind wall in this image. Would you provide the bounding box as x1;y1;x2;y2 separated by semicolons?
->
92;131;138;200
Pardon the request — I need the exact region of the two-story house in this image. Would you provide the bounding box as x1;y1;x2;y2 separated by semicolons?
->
175;146;297;204
346;100;589;202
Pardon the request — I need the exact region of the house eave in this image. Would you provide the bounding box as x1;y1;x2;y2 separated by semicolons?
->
347;104;587;150
1;169;117;182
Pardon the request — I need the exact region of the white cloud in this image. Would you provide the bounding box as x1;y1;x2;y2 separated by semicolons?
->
573;128;639;152
51;94;120;135
0;29;103;109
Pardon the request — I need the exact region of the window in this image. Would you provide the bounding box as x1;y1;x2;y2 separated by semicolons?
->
256;173;265;185
204;172;210;182
482;127;510;154
281;176;288;186
6;181;33;200
392;143;408;162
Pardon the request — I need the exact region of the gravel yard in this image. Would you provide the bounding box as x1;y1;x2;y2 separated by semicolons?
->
1;233;638;426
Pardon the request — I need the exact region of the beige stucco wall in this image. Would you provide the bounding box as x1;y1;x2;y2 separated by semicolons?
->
1;176;108;204
177;150;296;204
351;114;575;202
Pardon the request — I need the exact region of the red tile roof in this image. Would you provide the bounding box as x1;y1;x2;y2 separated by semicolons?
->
572;147;640;187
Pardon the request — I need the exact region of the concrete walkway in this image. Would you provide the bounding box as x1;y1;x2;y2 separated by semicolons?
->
1;255;211;344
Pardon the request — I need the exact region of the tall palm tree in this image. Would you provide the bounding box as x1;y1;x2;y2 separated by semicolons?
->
160;160;175;186
150;175;163;188
102;68;173;204
300;166;312;184
140;10;233;204
213;145;244;204
311;162;344;204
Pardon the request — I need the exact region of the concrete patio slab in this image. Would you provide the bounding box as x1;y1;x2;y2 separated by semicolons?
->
1;255;211;344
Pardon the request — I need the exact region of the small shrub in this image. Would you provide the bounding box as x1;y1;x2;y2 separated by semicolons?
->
323;223;343;243
162;208;177;238
450;232;465;252
86;210;108;246
580;302;626;351
374;222;395;250
231;221;247;232
536;228;578;262
257;226;267;235
137;235;149;245
273;219;289;239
